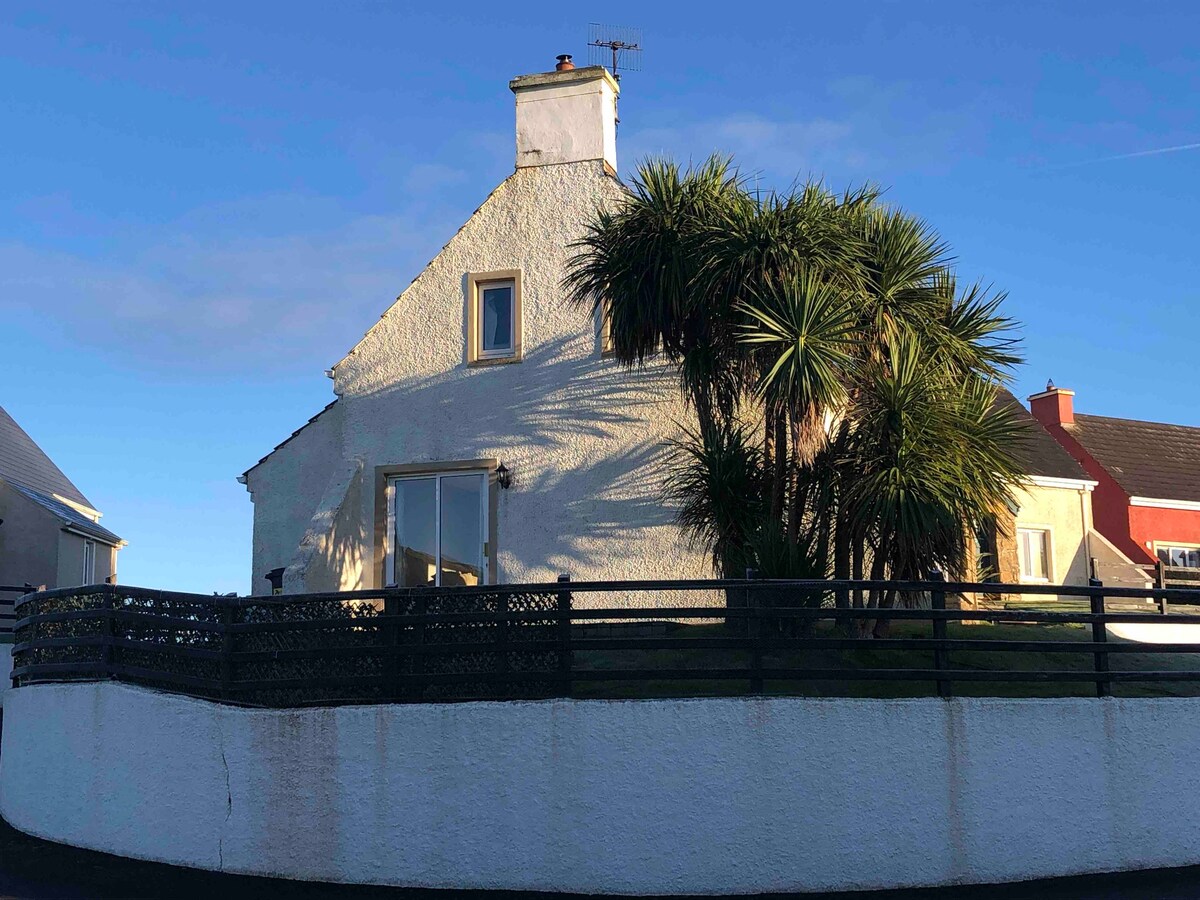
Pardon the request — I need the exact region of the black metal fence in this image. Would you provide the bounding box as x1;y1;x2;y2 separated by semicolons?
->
12;576;1200;706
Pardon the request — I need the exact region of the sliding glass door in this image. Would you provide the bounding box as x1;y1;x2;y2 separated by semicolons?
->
387;472;488;587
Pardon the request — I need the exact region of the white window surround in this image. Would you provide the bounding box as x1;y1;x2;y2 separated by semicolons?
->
466;270;522;365
1017;526;1053;583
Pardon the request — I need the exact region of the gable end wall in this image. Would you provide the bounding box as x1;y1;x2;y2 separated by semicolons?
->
250;161;711;596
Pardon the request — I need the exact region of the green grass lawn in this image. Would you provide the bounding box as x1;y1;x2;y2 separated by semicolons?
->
570;619;1200;700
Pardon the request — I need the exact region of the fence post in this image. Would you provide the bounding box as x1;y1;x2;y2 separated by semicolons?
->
1155;560;1169;615
220;601;237;701
381;593;403;701
1089;577;1111;698
556;574;572;698
101;590;116;679
746;569;763;695
929;570;951;699
413;592;427;701
497;591;510;679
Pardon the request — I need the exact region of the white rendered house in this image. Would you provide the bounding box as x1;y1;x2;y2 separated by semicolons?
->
241;61;708;595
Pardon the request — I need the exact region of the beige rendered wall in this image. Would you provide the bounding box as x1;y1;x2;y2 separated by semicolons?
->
0;483;59;588
55;531;114;587
1011;482;1093;589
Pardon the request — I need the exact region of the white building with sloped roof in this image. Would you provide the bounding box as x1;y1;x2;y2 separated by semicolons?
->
0;405;124;589
241;60;709;596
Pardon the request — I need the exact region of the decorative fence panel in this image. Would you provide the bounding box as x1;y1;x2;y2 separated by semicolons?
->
13;576;1200;706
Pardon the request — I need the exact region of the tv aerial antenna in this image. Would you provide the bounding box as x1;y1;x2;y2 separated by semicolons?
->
587;23;642;83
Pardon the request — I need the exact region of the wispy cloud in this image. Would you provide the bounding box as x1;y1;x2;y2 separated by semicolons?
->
0;195;467;375
1047;141;1200;170
622;113;860;180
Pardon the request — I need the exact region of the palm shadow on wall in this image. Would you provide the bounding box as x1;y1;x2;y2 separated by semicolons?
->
344;333;702;577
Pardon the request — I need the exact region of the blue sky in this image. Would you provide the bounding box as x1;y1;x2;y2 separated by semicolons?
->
3;1;1198;594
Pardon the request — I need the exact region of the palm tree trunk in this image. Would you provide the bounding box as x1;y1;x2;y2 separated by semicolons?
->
852;535;865;610
771;410;787;523
861;540;888;637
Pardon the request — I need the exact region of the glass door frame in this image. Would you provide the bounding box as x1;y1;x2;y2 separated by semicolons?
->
384;469;491;587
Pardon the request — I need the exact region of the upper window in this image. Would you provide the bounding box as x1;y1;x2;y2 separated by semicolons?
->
468;270;522;364
1017;528;1050;582
480;282;515;357
1157;545;1200;569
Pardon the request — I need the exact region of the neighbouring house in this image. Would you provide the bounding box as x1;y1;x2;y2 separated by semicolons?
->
1032;383;1200;581
0;405;124;589
242;59;709;596
965;391;1100;600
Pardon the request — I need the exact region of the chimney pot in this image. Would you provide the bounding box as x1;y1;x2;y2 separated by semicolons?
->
555;54;575;71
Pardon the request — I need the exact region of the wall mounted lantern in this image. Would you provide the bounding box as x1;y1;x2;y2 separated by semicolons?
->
496;462;513;490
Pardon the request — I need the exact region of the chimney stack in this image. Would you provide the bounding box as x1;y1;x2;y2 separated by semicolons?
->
1029;382;1075;427
509;59;619;172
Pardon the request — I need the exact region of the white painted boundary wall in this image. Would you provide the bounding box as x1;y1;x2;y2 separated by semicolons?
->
4;683;1200;895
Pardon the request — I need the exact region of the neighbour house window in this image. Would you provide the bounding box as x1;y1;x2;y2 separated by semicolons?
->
1157;545;1200;568
467;271;522;364
82;539;96;585
1017;528;1051;582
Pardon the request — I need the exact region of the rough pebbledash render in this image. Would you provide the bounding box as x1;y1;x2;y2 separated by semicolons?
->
243;64;709;596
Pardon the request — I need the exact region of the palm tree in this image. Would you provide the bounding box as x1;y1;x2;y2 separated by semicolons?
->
563;156;748;434
564;155;1026;606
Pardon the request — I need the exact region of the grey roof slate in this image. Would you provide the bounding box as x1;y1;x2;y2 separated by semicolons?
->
0;405;93;509
6;481;124;546
995;390;1092;481
1065;413;1200;503
0;404;122;543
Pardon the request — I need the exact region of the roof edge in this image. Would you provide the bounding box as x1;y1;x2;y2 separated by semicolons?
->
327;171;521;375
242;399;338;481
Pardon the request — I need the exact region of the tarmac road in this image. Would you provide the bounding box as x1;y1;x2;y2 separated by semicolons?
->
3;815;1200;900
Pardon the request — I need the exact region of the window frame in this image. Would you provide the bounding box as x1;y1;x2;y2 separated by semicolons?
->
467;270;522;365
381;464;496;588
82;538;96;585
1154;542;1200;569
1016;526;1053;583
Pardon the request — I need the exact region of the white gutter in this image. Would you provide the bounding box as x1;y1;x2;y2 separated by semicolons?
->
1025;475;1098;492
62;525;125;549
1129;496;1200;512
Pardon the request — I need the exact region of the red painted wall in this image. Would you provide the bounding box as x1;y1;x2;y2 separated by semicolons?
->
1128;505;1200;562
1037;422;1149;562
